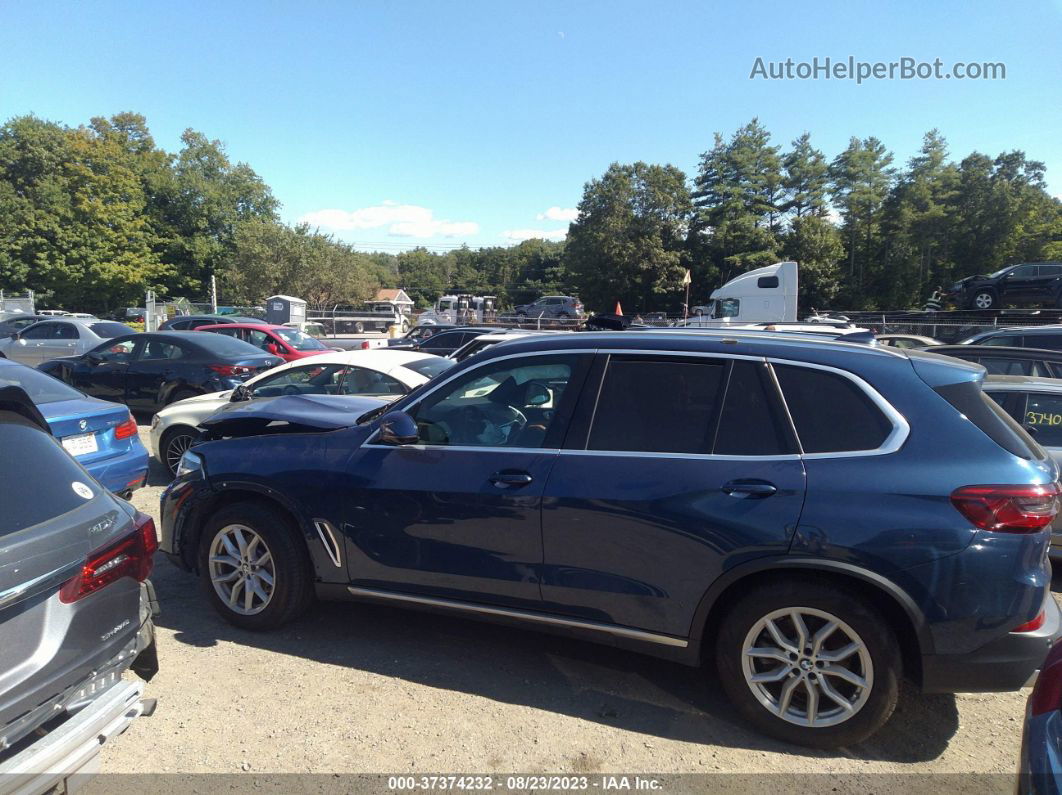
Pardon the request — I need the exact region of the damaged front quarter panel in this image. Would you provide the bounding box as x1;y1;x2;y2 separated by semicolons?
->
197;394;391;441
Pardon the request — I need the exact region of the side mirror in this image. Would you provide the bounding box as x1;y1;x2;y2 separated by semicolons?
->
86;351;103;364
9;332;18;340
377;411;419;446
230;384;252;402
266;342;281;355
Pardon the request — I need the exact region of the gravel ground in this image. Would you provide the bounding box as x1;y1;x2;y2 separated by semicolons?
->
98;423;1059;785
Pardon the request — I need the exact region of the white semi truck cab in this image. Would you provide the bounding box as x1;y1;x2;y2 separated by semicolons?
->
683;261;798;327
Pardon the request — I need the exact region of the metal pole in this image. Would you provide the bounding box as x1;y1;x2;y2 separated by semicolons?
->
210;275;218;314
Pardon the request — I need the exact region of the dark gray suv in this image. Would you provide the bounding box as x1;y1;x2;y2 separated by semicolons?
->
513;295;584;320
0;386;157;789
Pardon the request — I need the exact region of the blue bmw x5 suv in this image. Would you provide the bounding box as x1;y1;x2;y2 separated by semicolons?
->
161;330;1062;747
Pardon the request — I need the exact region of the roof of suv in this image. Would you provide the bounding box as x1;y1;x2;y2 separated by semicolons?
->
479;328;911;361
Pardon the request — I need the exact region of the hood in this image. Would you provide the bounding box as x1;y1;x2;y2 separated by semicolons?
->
198;393;392;439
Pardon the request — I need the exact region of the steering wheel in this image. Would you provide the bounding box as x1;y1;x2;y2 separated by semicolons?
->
282;384;302;395
456;404;527;446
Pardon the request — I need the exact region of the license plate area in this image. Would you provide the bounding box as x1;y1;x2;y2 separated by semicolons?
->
62;432;99;457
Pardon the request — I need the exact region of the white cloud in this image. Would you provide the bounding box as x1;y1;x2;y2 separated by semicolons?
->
502;228;568;242
299;202;479;238
536;206;578;222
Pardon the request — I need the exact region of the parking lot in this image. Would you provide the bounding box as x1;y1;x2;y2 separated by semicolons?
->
93;422;1054;783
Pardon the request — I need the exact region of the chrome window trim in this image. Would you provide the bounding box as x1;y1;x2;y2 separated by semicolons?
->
767;357;910;459
347;585;687;648
360;345;909;461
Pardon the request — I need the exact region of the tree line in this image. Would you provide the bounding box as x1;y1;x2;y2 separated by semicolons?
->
1;113;1058;314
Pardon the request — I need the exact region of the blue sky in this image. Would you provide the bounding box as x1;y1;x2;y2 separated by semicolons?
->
2;0;1060;252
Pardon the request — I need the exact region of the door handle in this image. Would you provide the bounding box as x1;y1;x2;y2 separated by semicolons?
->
721;480;777;499
489;470;533;489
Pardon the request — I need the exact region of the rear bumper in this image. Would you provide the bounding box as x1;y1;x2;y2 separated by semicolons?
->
85;443;149;496
921;594;1062;693
0;679;146;795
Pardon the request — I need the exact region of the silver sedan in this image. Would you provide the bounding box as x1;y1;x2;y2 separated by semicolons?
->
0;319;136;366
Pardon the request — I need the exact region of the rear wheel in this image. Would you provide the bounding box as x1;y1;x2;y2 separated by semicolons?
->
198;502;313;630
970;290;997;310
160;425;198;477
715;579;899;748
167;388;198;405
354;321;365;334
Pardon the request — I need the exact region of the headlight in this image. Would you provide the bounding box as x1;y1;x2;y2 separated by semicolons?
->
175;450;204;479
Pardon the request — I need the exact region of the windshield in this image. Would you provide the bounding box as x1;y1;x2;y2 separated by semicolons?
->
988;267;1013;279
402;356;456;379
0;365;83;404
89;321;134;338
301;323;327;338
273;328;327;351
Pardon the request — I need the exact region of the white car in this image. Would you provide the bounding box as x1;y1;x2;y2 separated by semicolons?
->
149;349;455;475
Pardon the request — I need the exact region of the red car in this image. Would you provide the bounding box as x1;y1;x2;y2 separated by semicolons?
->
194;323;331;362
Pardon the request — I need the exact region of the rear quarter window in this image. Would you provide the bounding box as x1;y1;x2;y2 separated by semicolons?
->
774;364;894;454
935;381;1041;460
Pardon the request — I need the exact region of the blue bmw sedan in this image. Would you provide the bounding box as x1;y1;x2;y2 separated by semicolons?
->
0;358;149;496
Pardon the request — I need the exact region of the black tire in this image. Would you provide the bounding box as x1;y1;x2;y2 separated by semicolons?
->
167;388;198;405
197;502;314;631
969;289;997;310
715;579;900;749
160;425;199;477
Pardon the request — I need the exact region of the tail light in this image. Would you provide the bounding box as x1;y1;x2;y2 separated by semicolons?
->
361;341;372;350
114;412;138;440
1030;643;1062;716
950;483;1061;533
209;364;253;377
1013;610;1046;633
59;512;157;603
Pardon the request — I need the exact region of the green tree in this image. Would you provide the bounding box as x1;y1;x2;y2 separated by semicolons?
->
782;215;844;309
829;136;894;305
781;132;830;219
690;119;782;295
566;162;692;313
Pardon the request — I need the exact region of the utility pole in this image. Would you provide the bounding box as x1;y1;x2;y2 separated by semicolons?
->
210;274;218;314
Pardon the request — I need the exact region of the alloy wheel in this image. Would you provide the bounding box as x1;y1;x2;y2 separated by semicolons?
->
741;607;873;727
974;292;994;309
165;432;196;474
208;524;276;615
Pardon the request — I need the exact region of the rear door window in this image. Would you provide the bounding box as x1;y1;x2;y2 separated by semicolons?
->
773;364;894;453
713;360;796;455
587;356;726;454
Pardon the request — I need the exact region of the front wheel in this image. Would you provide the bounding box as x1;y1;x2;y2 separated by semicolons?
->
715;579;899;748
160;425;199;477
970;290;996;310
198;502;314;630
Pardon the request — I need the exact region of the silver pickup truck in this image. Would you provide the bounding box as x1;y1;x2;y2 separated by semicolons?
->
0;386;157;794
